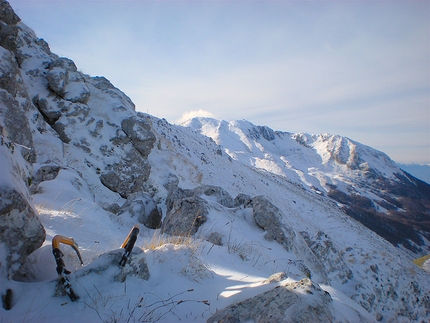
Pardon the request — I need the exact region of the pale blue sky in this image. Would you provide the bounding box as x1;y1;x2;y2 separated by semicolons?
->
9;0;430;164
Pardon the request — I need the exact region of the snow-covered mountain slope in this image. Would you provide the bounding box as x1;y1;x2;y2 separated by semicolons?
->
183;117;430;256
1;1;429;322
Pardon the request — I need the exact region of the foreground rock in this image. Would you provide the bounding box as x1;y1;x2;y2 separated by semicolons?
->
207;278;375;323
118;191;162;229
0;1;45;279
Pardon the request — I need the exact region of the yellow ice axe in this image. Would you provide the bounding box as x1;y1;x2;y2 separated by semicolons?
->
52;235;83;275
119;225;140;267
51;235;83;301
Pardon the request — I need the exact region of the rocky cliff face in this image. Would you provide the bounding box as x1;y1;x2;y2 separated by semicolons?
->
0;1;45;279
0;0;157;279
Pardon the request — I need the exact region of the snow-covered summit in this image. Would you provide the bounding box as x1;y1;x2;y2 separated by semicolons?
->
183;117;430;255
183;116;399;181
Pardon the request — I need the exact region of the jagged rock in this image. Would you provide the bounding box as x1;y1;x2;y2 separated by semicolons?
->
32;96;61;125
98;118;154;198
0;1;20;25
63;81;90;104
163;173;179;191
30;163;61;194
234;193;252;207
121;116;156;158
301;231;353;284
51;122;70;143
99;153;151;199
192;185;234;208
46;58;90;104
0;186;45;278
46;66;68;97
49;56;77;72
248;125;276;141
0;21;45;279
251;195;294;251
0;48;21;97
162;196;208;236
264;271;287;283
0;45;34;151
91;76;136;110
0;90;34;149
165;186;193;213
118;191;162;229
206;232;223;246
163;184;233;236
32;163;61;184
0;1;19;53
46;58;76;97
207;278;341;323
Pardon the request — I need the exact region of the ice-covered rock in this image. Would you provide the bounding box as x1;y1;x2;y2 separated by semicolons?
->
74;249;149;282
118;191;162;229
192;185;234;208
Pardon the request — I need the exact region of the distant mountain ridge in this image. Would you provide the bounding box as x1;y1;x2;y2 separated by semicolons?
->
183;117;430;255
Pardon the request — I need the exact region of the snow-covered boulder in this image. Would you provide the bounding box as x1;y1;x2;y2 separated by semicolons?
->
121;116;156;158
75;249;149;282
165;186;193;212
46;57;90;104
163;184;235;236
207;278;376;323
118;191;162;229
234;193;252;207
192;185;234;208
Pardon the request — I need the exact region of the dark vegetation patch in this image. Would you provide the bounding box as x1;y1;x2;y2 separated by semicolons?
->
327;172;430;254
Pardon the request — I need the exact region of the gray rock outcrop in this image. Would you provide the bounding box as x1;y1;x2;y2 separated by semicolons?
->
0;4;45;279
234;193;252;207
207;278;375;323
192;185;234;208
162;196;208;236
99;115;155;198
250;195;295;251
121;116;156;158
162;184;234;236
165;186;193;213
0;181;46;279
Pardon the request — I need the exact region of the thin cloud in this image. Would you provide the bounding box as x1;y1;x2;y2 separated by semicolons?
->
176;109;216;125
